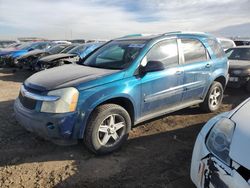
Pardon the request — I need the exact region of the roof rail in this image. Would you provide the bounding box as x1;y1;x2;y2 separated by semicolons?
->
121;33;158;38
162;31;182;35
162;31;207;36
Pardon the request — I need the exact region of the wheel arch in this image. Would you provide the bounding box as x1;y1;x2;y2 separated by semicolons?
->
97;97;135;124
214;75;227;89
80;96;136;138
202;74;227;102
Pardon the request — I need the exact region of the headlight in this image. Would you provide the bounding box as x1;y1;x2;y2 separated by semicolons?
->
41;87;79;113
206;118;235;165
232;69;242;75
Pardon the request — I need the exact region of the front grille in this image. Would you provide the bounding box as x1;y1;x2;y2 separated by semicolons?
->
25;85;42;94
19;92;37;110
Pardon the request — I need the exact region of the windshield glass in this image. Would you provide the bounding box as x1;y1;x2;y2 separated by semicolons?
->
48;45;67;54
68;45;86;55
60;45;78;53
17;43;32;50
226;48;250;60
83;40;146;70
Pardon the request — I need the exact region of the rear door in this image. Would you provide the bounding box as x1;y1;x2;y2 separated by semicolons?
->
179;38;212;102
140;38;184;117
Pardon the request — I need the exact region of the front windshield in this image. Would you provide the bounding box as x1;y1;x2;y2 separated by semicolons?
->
48;45;67;54
83;40;146;70
18;42;43;50
226;48;250;61
17;43;32;50
68;45;86;55
60;45;78;53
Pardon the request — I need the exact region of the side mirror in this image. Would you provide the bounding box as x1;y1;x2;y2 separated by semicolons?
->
142;60;165;73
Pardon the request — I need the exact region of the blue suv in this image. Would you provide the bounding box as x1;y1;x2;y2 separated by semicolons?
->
14;32;229;154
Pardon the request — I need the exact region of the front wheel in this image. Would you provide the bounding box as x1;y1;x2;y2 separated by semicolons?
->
200;81;224;112
84;104;131;154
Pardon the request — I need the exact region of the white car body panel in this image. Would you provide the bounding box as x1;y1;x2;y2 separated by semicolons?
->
230;100;250;170
191;98;250;188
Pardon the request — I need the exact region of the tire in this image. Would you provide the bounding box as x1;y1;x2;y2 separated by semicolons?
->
84;104;131;155
200;81;224;112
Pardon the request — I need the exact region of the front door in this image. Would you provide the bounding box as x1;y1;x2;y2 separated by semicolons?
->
140;38;184;117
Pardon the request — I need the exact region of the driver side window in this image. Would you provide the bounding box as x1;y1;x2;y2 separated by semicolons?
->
146;39;179;68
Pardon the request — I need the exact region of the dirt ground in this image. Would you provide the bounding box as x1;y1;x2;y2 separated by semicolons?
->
0;68;249;188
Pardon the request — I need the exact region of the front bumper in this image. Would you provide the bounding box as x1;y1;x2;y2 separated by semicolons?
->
14;98;79;143
0;56;16;67
17;58;37;70
227;76;249;88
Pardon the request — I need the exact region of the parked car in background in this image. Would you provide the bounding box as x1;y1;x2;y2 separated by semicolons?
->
218;38;236;51
3;43;22;51
69;39;85;43
191;97;250;188
14;32;228;154
86;39;108;43
0;40;17;49
234;38;250;46
0;41;55;67
16;44;71;70
226;46;250;92
34;42;102;71
59;44;80;53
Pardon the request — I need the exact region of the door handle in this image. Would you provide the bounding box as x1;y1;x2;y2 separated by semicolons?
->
175;70;183;75
205;63;211;68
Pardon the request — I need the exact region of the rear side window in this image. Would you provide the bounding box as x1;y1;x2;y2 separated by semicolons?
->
146;39;179;68
208;39;225;58
181;39;207;64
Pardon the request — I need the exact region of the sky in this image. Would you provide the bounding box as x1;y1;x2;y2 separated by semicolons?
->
0;0;249;40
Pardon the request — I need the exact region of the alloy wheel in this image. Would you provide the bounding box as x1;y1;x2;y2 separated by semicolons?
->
209;86;222;109
97;114;126;147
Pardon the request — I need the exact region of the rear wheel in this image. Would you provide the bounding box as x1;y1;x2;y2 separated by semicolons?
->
200;81;224;112
84;104;131;154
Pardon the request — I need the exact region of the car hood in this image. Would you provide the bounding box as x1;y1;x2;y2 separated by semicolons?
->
229;98;250;170
0;47;17;52
229;59;250;70
39;53;77;62
24;64;119;91
0;50;14;56
0;49;28;57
